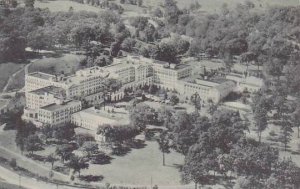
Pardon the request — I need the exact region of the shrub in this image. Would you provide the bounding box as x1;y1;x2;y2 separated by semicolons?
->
79;175;104;182
53;166;70;175
90;153;112;165
26;154;46;162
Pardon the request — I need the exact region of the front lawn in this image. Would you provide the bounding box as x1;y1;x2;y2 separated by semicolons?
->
81;140;184;185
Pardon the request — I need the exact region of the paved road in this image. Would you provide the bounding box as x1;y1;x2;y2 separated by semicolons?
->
0;165;84;189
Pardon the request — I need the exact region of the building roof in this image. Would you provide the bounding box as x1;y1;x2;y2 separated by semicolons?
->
40;100;81;111
240;76;264;87
29;86;66;98
194;79;219;87
184;59;226;70
28;67;109;86
73;107;130;124
214;80;236;91
28;72;56;80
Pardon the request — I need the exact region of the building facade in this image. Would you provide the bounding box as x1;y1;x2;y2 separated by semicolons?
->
38;100;82;126
71;107;130;130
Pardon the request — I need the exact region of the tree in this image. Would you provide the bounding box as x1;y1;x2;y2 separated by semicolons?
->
169;94;179;105
278;113;293;151
0;34;26;62
67;155;89;177
110;42;121;57
121;38;136;52
157;131;170;166
97;125;139;145
292;106;300;138
81;141;99;158
190;92;201;113
55;144;74;163
241;52;257;73
230;139;279;179
182;140;211;189
9;158;17;170
137;0;143;7
101;78;122;109
24;0;35;8
163;0;180;25
129;103;156;130
75;133;95;147
253;104;268;143
152;8;163;18
25;134;42;154
225;38;248;56
144;24;156;42
52;123;75;141
274;159;300;188
11;0;18;8
158;41;177;62
46;153;57;170
15;121;37;154
272;85;293;151
265;58;283;80
40;124;53;143
148;45;160;59
234;176;262;189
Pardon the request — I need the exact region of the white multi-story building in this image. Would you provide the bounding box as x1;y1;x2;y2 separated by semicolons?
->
71;106;130;142
71;106;130;130
109;56;234;103
226;74;264;92
24;67;110;125
26;86;66;110
177;79;236;103
110;56;192;90
23;55;241;127
25;67;110;99
152;62;192;90
38;100;82;126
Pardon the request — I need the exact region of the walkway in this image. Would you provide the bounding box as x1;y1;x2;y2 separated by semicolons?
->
2;59;37;93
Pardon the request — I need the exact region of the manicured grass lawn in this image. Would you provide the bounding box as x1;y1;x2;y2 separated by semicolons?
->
28;54;84;75
0;63;25;92
81;140;184;186
35;0;103;12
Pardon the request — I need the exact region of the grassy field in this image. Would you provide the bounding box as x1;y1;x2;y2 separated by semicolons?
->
35;0;103;12
0;63;25;92
82;140;184;185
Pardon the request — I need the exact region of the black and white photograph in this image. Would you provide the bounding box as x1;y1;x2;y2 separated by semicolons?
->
0;0;300;188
